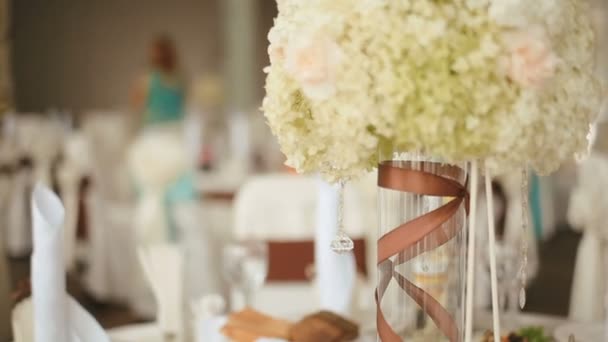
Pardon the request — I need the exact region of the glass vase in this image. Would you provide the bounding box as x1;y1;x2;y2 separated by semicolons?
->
377;149;468;342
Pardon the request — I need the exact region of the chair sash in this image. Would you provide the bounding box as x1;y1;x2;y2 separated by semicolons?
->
266;239;367;282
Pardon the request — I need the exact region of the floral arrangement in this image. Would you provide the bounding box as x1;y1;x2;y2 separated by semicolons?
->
263;0;604;180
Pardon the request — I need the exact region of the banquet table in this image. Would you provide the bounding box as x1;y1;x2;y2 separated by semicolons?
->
107;323;377;342
107;310;576;342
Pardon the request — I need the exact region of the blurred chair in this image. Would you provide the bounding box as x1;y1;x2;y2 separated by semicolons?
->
233;174;372;318
81;111;138;305
5;113;63;257
0;187;10;341
567;152;608;322
81;111;134;203
14;113;63;186
0;132;17;257
0;125;15;340
57;132;92;271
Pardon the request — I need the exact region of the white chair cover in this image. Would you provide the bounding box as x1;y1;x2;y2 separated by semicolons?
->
0;136;16;249
0;131;26;257
57;132;92;271
233;174;369;317
568;153;608;322
6;165;31;256
81;111;133;202
84;197;147;311
5;114;63;256
81;111;137;305
234;175;365;241
16;114;63;186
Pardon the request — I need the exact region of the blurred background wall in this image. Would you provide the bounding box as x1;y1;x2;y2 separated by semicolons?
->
10;0;276;113
0;0;11;112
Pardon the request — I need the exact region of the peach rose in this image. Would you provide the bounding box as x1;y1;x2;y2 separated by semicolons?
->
267;29;286;64
284;32;343;100
502;26;560;89
268;44;285;65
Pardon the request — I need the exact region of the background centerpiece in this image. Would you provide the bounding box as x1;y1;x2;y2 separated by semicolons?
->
263;0;603;341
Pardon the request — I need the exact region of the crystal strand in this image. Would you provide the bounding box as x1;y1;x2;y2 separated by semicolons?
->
519;167;529;309
331;179;354;254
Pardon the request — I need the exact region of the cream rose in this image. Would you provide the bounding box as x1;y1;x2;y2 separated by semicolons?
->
502;26;560;89
284;32;343;101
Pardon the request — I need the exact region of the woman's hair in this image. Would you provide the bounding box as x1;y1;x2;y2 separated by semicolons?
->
150;34;177;71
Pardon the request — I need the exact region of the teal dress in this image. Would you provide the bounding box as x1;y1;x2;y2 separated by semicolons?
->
144;70;186;125
141;70;195;241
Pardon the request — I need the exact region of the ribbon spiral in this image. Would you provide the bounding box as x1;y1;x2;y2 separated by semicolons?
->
376;161;469;342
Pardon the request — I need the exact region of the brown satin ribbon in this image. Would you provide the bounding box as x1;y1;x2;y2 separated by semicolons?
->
376;161;469;342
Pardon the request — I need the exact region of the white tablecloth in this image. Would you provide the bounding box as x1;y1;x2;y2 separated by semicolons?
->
108;322;377;342
108;310;574;342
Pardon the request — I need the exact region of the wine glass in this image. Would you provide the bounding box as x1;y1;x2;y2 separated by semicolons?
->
222;241;268;310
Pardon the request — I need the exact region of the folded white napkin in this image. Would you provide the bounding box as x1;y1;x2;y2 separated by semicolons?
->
315;179;356;315
27;184;109;342
138;244;184;338
31;183;69;342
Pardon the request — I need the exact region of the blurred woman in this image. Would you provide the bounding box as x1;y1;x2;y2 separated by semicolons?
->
128;35;195;246
131;35;186;126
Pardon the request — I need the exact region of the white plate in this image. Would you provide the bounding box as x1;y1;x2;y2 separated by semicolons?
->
554;322;605;342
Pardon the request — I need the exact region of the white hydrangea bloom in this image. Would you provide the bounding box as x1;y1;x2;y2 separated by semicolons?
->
263;0;604;180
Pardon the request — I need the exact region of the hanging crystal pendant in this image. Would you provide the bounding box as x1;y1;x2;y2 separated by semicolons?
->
331;179;354;254
519;287;526;309
519;167;530;309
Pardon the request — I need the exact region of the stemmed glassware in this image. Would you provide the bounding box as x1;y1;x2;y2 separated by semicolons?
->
223;241;269;311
